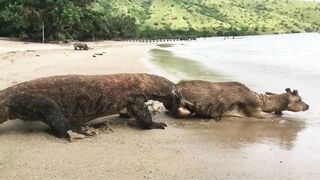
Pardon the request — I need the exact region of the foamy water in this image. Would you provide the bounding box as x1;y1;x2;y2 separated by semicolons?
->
147;33;320;177
149;33;320;123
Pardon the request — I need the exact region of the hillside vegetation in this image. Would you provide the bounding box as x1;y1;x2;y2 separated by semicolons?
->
1;0;319;41
0;0;138;41
97;0;320;37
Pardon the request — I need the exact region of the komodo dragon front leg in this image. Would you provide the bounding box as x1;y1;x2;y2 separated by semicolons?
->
126;95;167;129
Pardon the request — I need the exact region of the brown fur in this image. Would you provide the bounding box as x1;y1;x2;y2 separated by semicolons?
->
174;80;309;120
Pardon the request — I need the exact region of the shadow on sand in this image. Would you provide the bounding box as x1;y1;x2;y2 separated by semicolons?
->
0;112;305;150
171;116;306;150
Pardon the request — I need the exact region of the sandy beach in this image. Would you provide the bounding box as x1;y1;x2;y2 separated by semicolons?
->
0;38;319;179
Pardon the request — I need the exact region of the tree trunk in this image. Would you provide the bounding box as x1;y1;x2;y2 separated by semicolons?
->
42;21;45;43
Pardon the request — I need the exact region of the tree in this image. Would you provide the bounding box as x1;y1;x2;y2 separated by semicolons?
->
0;0;96;41
0;0;138;41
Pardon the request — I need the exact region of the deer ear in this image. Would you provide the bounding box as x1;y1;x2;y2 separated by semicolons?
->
285;88;292;93
266;92;276;95
292;90;298;95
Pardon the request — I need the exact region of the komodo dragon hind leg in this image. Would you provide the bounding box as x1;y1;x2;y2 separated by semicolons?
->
126;95;167;129
7;93;85;138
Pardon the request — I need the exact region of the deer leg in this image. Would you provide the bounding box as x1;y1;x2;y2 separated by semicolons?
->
250;110;279;119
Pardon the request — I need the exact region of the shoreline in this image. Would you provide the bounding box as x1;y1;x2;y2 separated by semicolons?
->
146;47;228;83
0;39;320;179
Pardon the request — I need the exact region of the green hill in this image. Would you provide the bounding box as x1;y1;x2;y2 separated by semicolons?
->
1;0;319;40
96;0;320;36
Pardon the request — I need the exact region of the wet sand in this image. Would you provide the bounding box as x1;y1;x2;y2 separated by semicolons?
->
0;39;319;179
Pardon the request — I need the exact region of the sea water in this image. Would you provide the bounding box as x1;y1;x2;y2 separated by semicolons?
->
147;33;320;177
148;33;320;121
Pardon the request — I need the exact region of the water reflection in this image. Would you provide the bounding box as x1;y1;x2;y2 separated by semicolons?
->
172;117;305;150
1;114;306;151
150;41;309;151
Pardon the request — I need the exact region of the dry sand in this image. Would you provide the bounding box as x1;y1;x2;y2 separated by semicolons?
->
0;39;319;179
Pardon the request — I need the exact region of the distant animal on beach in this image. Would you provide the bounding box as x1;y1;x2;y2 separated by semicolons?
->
0;74;188;138
74;42;89;50
170;80;309;120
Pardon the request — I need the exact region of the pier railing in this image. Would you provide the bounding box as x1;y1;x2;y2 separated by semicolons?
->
111;36;197;42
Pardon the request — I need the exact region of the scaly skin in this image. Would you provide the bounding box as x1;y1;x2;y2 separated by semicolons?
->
74;42;88;50
0;73;185;138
